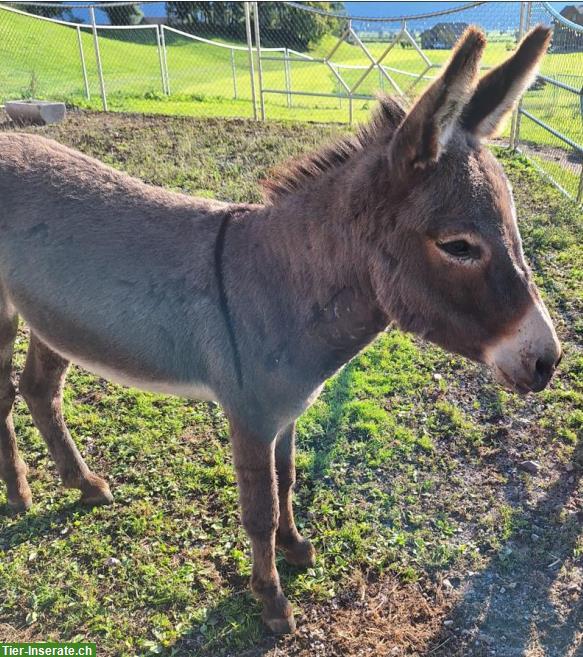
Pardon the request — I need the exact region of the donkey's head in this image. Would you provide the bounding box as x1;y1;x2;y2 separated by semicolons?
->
372;26;561;393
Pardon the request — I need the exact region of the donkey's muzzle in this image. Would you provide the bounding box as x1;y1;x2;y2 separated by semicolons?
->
485;303;561;394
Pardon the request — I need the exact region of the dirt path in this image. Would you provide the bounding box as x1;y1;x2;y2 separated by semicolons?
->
518;139;582;175
226;446;582;657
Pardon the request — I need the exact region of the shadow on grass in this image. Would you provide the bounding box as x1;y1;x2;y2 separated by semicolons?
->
428;437;582;657
0;498;95;552
169;559;327;657
165;593;272;657
297;364;356;508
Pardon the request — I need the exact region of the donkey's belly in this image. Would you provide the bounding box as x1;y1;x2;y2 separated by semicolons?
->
36;333;218;400
3;272;219;401
19;315;217;400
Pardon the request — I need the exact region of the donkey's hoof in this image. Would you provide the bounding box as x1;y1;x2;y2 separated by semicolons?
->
6;479;33;513
262;611;296;635
259;592;296;635
79;474;114;507
281;539;316;568
7;493;33;514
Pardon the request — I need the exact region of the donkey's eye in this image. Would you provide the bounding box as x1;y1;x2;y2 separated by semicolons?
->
437;239;478;260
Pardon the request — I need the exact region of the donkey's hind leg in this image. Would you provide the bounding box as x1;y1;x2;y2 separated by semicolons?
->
0;302;32;512
20;332;113;506
275;422;316;568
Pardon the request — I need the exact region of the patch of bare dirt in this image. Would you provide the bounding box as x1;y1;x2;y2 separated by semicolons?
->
518;139;582;172
228;576;453;657
0;623;42;642
225;425;582;657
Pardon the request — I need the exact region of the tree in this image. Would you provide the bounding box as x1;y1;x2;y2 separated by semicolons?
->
166;2;244;37
103;4;144;26
17;4;74;20
259;2;345;49
166;1;345;48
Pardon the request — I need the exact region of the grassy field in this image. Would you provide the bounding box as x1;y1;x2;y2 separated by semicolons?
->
0;109;581;657
2;9;582;131
2;6;581;199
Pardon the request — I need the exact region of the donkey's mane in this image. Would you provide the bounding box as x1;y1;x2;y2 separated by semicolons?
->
261;95;406;203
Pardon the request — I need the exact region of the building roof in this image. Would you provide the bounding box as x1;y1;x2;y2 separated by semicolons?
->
421;22;469;35
560;5;583;25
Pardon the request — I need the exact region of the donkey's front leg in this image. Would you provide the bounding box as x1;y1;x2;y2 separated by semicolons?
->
275;422;316;568
230;422;295;634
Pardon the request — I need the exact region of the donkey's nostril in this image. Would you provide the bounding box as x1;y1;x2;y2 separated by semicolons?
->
532;355;555;391
535;357;547;375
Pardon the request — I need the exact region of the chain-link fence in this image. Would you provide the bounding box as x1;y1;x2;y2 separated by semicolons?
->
254;2;524;123
0;1;581;203
516;2;583;202
0;1;263;118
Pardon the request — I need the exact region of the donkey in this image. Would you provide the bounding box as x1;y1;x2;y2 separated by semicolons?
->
0;26;560;632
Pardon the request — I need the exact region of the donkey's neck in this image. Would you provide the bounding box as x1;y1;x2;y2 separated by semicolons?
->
268;148;387;293
234;150;390;354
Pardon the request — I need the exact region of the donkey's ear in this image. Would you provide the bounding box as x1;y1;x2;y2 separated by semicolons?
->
388;27;485;171
461;26;552;139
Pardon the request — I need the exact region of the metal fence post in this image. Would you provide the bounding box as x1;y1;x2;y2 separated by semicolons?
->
76;25;90;100
510;1;529;149
155;25;166;95
244;2;258;120
160;25;170;95
90;6;107;111
578;168;583;205
253;1;266;121
525;2;533;32
284;47;292;108
231;49;238;99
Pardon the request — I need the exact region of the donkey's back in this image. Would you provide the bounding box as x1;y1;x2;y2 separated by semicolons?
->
0;132;228;225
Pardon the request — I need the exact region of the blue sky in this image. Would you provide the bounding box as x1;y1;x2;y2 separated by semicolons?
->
343;2;571;30
64;1;572;30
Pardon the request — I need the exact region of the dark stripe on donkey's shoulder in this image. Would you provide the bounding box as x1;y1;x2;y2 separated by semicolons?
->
214;211;243;388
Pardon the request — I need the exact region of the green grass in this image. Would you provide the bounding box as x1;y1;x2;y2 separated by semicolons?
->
0;111;581;656
527;151;581;199
2;6;581;204
2;7;582;137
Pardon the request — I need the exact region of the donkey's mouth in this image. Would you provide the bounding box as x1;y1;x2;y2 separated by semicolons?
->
492;366;533;395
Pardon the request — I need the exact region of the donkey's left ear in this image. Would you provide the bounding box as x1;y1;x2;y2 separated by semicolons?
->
461;25;552;139
388;26;485;172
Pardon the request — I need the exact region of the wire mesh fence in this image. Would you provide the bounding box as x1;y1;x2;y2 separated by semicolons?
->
518;2;583;201
0;1;581;203
254;1;527;125
0;1;262;118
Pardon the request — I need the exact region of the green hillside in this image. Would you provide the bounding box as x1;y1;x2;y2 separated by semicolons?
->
1;7;581;196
